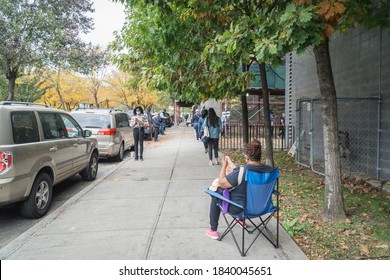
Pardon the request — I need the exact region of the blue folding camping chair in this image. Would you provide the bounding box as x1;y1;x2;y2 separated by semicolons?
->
205;168;279;257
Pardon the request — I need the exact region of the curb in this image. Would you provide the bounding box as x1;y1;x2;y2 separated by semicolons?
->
0;157;130;259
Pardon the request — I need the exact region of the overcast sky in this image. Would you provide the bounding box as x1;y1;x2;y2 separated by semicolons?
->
81;0;126;48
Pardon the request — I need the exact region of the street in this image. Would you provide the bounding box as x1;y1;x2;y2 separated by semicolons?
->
0;151;132;249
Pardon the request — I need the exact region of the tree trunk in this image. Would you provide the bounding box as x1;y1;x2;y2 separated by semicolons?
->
241;63;249;144
241;93;249;144
90;77;101;108
259;62;274;167
6;67;18;101
55;68;66;110
7;74;17;101
92;90;99;108
313;39;346;221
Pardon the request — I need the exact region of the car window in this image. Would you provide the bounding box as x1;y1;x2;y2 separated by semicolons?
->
11;111;40;144
38;112;67;139
72;113;110;129
115;113;130;128
144;112;152;122
61;114;83;138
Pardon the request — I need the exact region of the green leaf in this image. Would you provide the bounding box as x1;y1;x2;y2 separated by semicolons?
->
285;3;296;14
280;12;292;23
299;12;312;23
269;44;278;55
290;218;299;227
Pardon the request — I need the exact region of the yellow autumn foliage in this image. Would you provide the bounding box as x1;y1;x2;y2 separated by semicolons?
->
38;70;160;111
39;71;90;111
104;71;159;110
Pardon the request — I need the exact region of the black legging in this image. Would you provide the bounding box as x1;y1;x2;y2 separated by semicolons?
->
208;138;219;160
209;188;242;231
133;127;145;158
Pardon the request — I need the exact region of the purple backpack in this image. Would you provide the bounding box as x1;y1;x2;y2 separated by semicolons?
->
222;167;244;214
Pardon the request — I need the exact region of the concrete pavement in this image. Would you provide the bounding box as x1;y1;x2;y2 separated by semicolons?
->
0;125;307;260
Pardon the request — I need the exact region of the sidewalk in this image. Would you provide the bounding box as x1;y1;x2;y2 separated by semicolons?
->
0;125;307;260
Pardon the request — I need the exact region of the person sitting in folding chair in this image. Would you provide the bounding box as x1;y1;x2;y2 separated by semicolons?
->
205;140;273;240
205;140;280;257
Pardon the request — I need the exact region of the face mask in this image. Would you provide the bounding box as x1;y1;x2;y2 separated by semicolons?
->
136;111;141;115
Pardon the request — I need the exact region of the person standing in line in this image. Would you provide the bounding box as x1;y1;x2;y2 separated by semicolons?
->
192;109;201;141
159;109;168;135
184;113;189;124
198;109;209;153
270;110;275;137
152;114;161;142
130;106;149;161
203;108;222;165
279;112;285;138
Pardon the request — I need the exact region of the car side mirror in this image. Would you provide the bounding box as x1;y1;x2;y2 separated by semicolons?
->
83;130;92;137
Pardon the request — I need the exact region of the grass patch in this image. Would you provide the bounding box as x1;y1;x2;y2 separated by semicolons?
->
222;150;390;260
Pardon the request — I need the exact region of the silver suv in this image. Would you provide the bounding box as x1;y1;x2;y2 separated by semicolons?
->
71;109;134;161
0;102;99;218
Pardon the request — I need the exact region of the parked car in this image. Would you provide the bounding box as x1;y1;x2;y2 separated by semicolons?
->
0;101;99;218
127;109;154;141
71;108;133;161
165;113;175;127
143;110;154;140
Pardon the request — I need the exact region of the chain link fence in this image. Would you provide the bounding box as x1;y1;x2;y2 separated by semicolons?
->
296;97;381;179
219;122;294;151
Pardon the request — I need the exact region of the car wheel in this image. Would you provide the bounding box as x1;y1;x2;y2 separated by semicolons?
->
81;152;99;181
114;143;124;162
20;173;53;219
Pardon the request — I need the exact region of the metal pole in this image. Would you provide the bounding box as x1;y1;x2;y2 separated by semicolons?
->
377;96;382;179
377;26;383;180
310;99;314;170
296;99;301;164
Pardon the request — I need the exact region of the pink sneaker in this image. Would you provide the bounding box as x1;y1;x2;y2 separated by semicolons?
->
205;228;219;240
235;218;248;229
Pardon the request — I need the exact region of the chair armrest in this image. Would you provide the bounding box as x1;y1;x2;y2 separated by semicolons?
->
204;189;244;209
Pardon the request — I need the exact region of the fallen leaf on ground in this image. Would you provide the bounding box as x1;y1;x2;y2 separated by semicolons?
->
360;244;370;255
343;230;357;235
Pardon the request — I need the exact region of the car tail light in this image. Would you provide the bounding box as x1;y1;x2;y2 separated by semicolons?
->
0;151;12;174
97;128;117;136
